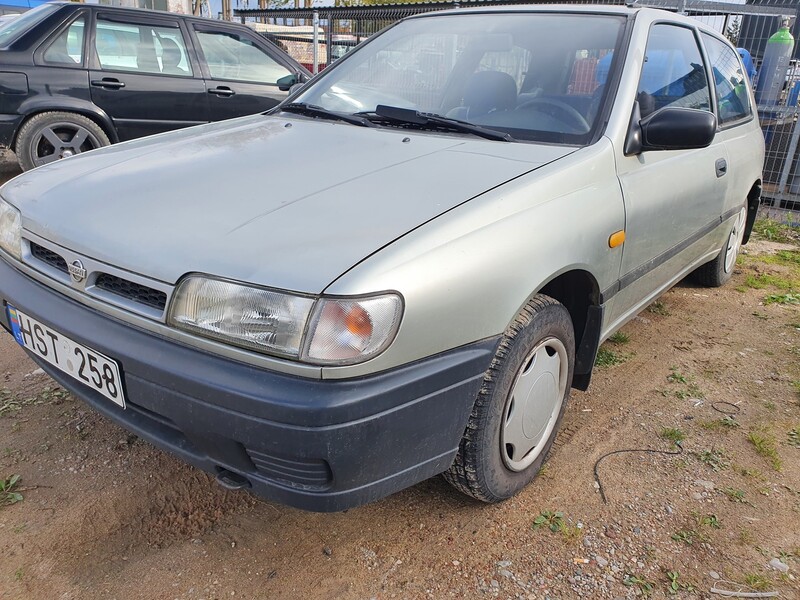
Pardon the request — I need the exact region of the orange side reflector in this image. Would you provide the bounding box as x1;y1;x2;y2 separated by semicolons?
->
609;230;626;248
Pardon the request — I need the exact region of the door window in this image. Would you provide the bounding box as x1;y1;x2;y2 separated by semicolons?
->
43;16;85;65
701;33;752;125
95;18;193;76
195;30;291;84
637;25;711;118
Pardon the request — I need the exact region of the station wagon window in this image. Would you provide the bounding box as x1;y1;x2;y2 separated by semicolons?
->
43;17;85;65
195;30;291;84
95;19;193;76
637;25;711;118
701;33;752;124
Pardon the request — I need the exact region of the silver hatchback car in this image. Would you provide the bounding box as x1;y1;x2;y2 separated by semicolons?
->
0;5;764;511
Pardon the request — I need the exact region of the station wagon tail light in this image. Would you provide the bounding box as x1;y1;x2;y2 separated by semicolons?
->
168;275;402;365
0;197;22;261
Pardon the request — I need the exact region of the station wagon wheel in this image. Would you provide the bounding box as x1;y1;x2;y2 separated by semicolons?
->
15;111;110;171
444;294;575;503
691;204;747;288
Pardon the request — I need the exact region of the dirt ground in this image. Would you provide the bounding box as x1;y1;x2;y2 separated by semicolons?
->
0;154;799;599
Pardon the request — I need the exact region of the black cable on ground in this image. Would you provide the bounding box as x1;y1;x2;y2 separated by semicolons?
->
593;442;684;504
711;401;740;415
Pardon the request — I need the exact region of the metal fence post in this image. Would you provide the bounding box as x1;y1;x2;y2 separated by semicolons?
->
312;10;319;75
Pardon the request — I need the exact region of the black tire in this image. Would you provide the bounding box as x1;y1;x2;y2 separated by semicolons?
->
444;294;575;503
691;205;747;288
15;111;110;171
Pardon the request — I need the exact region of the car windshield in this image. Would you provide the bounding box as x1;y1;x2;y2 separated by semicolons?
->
295;12;625;145
0;2;60;47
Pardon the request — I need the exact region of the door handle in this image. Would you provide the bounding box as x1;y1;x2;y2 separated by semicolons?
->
715;158;727;178
90;78;125;90
208;86;235;97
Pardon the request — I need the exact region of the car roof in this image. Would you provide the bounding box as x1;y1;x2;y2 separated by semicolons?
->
406;4;720;35
48;1;245;27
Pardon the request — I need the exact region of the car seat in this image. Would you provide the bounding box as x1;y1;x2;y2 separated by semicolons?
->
448;70;517;120
160;38;187;76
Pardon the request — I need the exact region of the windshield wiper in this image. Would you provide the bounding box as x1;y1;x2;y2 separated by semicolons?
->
280;102;375;128
358;105;513;142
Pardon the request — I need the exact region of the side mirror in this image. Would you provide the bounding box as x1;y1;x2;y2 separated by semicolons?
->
289;82;305;95
277;74;297;92
625;106;716;154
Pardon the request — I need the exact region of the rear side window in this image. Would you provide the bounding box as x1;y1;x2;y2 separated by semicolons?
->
195;30;291;84
95;18;193;76
637;24;711;118
43;17;85;66
701;33;752;125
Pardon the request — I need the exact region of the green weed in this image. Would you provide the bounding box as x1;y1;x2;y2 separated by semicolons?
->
0;474;23;506
609;331;630;344
748;430;783;471
623;574;654;597
764;293;800;305
696;449;728;472
788;427;800;448
648;300;670;316
660;427;686;446
595;346;627;367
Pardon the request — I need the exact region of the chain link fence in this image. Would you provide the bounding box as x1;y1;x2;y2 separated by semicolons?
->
235;0;800;219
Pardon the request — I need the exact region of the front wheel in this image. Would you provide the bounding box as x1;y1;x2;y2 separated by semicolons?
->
15;111;110;171
444;295;575;503
691;205;747;287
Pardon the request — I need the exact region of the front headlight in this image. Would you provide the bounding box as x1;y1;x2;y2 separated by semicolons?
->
168;275;403;365
0;197;21;261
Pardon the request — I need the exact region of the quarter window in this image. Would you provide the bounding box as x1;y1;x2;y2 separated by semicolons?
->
195;30;291;84
637;25;711;118
702;33;752;124
43;17;85;65
95;19;193;76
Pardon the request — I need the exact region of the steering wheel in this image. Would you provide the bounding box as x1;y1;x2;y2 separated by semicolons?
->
516;97;591;134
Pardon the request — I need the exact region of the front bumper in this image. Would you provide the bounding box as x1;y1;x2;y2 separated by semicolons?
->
0;257;497;511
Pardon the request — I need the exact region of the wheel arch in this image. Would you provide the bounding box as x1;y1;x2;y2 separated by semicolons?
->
12;101;118;151
535;268;602;391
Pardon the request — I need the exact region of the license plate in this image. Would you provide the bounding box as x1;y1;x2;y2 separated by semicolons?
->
6;305;125;408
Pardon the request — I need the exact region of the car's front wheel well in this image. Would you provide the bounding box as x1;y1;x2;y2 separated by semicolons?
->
538;269;601;391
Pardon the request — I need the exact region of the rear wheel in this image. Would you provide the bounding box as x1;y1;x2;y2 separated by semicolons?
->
692;205;747;287
16;111;110;171
444;295;574;502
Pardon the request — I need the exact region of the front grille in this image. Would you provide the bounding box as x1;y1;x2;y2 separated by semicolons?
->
30;242;68;273
95;273;167;311
247;448;333;490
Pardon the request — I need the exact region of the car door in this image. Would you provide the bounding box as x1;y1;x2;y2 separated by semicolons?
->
700;32;763;223
29;9;92;114
190;23;296;121
609;22;730;324
88;11;209;141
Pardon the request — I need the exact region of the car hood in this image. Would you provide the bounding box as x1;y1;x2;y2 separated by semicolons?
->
5;114;575;293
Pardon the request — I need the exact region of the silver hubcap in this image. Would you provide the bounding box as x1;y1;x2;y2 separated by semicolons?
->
501;337;568;472
32;123;100;167
724;207;747;274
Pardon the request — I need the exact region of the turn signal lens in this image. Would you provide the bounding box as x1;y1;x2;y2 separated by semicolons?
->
304;295;402;365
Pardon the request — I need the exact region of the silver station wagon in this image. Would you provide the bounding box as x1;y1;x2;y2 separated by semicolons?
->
0;5;764;511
